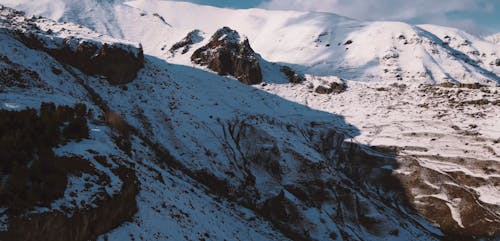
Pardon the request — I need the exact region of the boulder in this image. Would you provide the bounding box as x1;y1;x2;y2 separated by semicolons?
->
312;76;347;94
315;85;334;94
191;27;262;85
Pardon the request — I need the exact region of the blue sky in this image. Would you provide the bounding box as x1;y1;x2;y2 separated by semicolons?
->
167;0;499;34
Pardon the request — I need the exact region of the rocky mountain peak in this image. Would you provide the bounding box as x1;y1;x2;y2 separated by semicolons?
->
210;26;242;45
191;26;263;85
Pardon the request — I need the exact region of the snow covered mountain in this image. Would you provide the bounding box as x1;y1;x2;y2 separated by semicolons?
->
9;0;500;85
0;1;499;241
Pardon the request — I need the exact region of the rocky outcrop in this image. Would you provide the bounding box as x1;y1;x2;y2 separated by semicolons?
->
0;165;139;241
312;77;347;94
315;85;335;94
18;32;144;85
169;29;203;55
0;102;139;241
191;27;262;85
495;58;500;66
395;154;500;239
280;66;304;84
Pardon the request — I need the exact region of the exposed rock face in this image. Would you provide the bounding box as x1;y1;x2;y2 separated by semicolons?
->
81;43;144;85
169;29;203;55
496;58;500;66
1;166;139;241
19;33;144;85
191;27;262;85
395;154;500;239
0;102;139;241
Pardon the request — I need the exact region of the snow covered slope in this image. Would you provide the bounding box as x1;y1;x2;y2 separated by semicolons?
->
123;0;500;84
0;1;499;241
0;5;443;241
8;0;499;85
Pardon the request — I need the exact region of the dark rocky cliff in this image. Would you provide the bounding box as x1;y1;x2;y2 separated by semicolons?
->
18;32;144;85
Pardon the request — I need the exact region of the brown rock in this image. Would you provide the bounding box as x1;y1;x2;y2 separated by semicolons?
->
280;66;305;84
1;165;139;241
191;27;262;85
315;82;346;94
18;32;144;85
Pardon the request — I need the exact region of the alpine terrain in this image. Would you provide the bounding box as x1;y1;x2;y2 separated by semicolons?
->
0;0;499;240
